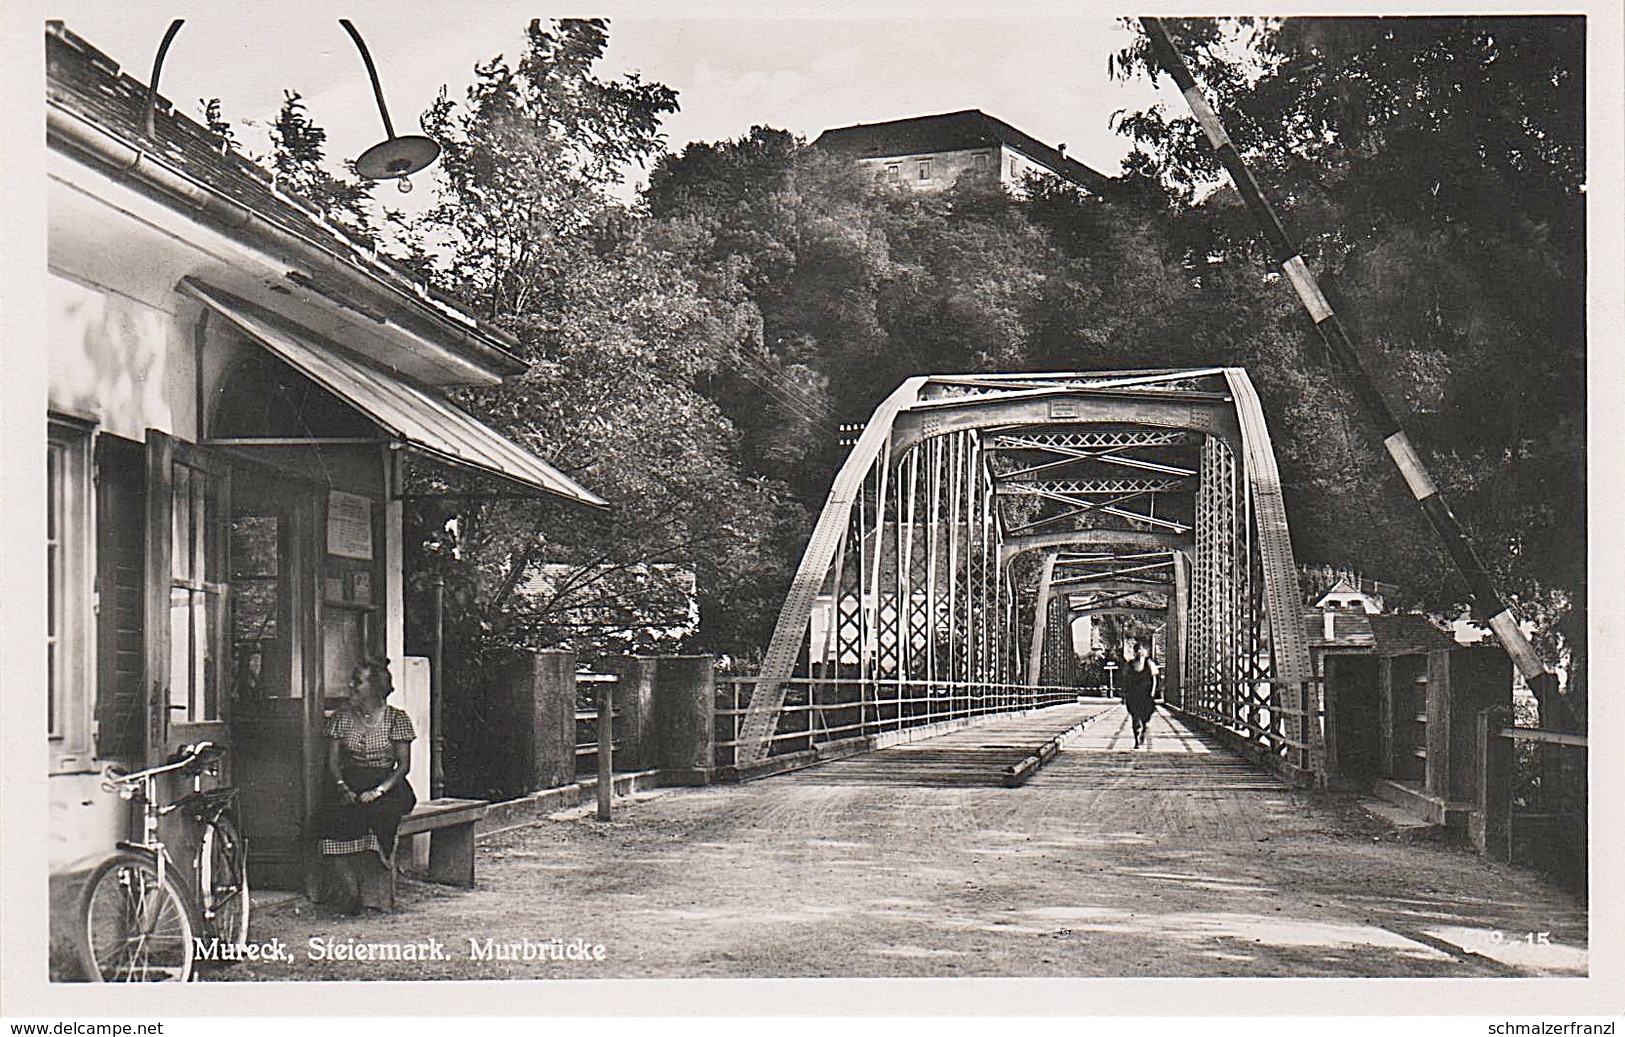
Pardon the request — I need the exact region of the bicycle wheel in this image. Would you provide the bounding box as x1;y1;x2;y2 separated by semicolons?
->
198;814;249;948
77;851;196;982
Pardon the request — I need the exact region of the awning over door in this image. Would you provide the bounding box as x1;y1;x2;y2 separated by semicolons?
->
183;279;608;507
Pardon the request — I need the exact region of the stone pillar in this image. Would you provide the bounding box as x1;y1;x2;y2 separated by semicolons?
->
1376;656;1396;780
652;655;715;785
1429;647;1513;806
1424;651;1453;800
499;649;577;792
1321;653;1381;785
604;655;657;771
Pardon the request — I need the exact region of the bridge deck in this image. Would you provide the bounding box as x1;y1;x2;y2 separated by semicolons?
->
229;703;1588;983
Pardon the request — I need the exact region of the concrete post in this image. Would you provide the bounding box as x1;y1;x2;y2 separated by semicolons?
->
537;650;579;789
1026;555;1057;686
605;656;657;771
1425;651;1453;801
1432;647;1514;806
652;655;715;785
1376;656;1396;780
1321;654;1381;786
501;649;578;792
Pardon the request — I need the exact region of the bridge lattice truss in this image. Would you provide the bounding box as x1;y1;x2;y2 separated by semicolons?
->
737;369;1318;781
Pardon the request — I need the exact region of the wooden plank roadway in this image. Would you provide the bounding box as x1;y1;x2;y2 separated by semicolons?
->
787;701;1116;787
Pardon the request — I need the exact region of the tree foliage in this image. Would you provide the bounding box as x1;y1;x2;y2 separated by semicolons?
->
382;21;805;685
408;18;679;318
267;90;377;244
1110;16;1585;703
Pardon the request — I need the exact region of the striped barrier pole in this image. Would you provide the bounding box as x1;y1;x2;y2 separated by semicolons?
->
1139;17;1560;715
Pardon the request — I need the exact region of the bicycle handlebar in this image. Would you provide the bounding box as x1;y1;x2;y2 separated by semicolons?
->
100;741;225;791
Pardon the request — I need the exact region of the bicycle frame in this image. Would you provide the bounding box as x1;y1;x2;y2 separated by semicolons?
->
103;743;235;924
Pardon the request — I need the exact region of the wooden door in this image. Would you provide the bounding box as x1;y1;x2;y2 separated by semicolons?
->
226;468;317;891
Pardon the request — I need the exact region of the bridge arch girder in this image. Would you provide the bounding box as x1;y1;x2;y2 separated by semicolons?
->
891;391;1241;459
1000;529;1189;568
1050;579;1172;595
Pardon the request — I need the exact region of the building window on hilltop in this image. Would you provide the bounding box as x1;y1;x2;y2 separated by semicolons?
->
885;164;900;183
1010;156;1020;178
918;159;932;181
973;152;990;171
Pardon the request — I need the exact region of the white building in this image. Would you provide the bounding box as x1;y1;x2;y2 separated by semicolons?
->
40;22;604;973
815;109;1117;196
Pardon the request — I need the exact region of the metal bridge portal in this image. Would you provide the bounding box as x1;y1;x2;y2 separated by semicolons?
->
735;369;1318;781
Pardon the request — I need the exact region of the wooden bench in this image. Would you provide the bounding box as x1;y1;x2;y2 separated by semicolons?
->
384;797;489;908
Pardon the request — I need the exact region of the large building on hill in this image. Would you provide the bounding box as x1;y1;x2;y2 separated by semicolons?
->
814;109;1116;196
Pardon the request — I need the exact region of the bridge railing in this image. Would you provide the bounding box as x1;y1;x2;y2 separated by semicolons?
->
714;677;1086;771
1164;678;1325;784
1477;718;1586;893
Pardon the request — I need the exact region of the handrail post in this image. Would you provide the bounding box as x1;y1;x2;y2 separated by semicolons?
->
596;677;613;821
1473;706;1513;859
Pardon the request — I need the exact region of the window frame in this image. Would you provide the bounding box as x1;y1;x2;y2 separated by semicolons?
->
47;418;94;771
167;449;230;729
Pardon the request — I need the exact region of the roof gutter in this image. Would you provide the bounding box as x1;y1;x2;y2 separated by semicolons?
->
46;101;528;380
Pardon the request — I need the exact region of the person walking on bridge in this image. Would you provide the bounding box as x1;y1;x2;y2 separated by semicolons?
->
1120;639;1159;749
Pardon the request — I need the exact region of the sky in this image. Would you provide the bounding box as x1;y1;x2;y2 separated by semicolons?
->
45;1;1171;209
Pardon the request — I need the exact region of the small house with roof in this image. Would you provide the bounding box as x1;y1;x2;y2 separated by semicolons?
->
814;109;1116;196
1302;608;1456;678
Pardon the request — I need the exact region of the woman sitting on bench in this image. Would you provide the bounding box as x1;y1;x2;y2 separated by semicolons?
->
319;657;417;915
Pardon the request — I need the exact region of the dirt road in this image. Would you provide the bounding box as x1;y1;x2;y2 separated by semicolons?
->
221;704;1587;981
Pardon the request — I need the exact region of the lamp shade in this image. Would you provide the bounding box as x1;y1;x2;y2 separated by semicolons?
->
354;134;441;180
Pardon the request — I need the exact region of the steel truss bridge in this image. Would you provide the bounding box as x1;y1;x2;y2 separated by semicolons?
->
730;369;1319;782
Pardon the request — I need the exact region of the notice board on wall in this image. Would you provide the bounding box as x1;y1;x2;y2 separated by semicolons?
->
326;490;374;561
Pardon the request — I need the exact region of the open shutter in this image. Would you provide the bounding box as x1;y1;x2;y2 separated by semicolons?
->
143;430;175;766
93;433;147;762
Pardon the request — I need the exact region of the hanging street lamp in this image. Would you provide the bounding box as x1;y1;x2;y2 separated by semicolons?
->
143;19;441;194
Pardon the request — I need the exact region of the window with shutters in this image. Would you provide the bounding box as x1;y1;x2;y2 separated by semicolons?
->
48;421;92;770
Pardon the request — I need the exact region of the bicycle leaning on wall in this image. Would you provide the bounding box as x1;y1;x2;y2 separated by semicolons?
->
75;741;250;982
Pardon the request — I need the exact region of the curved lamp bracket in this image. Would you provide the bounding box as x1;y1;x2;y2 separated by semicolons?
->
142;18;441;190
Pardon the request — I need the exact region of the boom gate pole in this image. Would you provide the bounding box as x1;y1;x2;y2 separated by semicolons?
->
1139;18;1561;715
